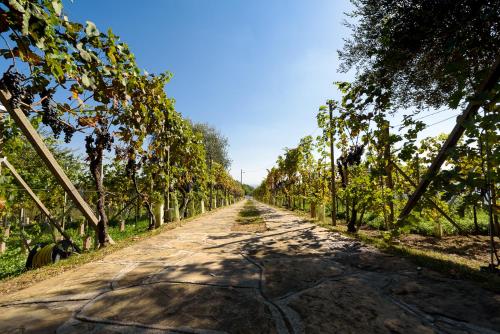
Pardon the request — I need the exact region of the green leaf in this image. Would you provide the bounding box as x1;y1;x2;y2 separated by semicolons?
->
51;0;62;16
85;21;100;37
8;0;25;13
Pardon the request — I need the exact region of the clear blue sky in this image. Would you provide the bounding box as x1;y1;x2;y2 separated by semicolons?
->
63;0;455;186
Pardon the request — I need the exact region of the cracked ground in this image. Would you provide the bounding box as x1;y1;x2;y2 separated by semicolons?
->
1;201;499;334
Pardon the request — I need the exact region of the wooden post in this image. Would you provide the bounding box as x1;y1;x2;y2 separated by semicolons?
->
200;199;205;214
3;216;9;238
20;212;31;254
434;220;443;238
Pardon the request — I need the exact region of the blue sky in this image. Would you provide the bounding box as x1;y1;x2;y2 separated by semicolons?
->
63;0;456;185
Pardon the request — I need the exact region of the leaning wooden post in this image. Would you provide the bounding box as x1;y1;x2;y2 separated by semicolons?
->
398;57;500;222
0;89;102;237
1;157;81;251
391;160;463;233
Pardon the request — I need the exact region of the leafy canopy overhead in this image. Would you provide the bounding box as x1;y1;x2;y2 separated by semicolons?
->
339;0;500;109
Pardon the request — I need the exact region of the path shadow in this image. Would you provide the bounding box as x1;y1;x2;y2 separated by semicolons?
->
1;215;500;334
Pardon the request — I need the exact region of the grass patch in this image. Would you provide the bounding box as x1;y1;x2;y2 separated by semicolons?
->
232;200;267;232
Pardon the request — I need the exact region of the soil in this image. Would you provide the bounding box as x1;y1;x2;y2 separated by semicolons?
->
362;228;496;264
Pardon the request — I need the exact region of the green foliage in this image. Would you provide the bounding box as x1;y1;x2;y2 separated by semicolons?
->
339;0;500;110
0;0;244;269
242;184;254;196
192;122;231;169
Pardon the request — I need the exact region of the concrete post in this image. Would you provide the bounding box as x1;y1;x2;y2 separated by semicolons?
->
200;199;205;214
83;236;92;250
119;220;126;232
154;201;164;228
317;204;325;222
188;200;195;218
79;219;85;236
172;196;180;222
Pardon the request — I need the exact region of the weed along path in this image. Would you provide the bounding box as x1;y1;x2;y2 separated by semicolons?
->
1;200;499;334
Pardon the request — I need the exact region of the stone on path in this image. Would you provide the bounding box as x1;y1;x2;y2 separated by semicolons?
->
0;201;499;334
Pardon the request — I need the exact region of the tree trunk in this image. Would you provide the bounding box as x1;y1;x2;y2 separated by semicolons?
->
473;204;479;234
86;128;112;247
383;122;395;229
347;202;357;232
90;156;110;246
179;191;190;218
310;202;317;218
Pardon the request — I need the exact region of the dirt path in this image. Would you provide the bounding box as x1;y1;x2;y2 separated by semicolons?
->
1;201;499;334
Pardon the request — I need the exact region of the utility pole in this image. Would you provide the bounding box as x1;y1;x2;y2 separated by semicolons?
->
209;155;213;210
166;108;170;212
241;169;243;186
327;100;337;226
166;145;170;211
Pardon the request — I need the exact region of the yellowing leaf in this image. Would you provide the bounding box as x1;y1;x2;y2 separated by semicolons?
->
52;0;62;16
85;21;100;37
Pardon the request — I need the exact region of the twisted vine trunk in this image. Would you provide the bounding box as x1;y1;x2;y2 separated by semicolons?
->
88;144;110;246
179;189;191;218
86;126;112;247
130;172;156;230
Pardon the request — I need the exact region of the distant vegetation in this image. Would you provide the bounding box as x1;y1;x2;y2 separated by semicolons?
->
0;0;243;279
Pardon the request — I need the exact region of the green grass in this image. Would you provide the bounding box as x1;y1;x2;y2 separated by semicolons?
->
0;217;151;281
237;200;264;224
232;200;267;233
